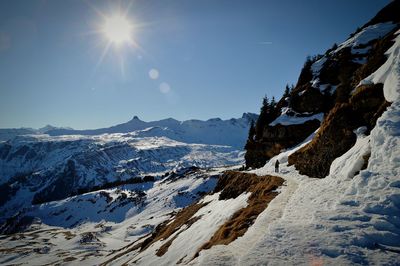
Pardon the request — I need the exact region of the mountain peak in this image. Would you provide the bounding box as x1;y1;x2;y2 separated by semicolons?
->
241;112;258;122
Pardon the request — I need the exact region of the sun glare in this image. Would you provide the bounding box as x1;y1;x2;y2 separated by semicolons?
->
102;15;132;45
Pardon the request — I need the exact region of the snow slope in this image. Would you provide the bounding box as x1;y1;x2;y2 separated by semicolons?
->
192;27;400;266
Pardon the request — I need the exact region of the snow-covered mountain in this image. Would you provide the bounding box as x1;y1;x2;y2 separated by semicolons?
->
0;125;72;142
0;113;258;149
1;2;399;265
46;113;258;149
0;113;256;222
0;133;244;224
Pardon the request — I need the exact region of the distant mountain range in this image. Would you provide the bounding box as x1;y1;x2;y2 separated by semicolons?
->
0;113;258;149
0;112;257;221
0;125;72;142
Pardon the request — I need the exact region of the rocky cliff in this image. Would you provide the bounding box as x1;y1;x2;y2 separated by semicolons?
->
245;1;400;177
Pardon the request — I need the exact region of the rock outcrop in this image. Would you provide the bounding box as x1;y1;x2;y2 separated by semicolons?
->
245;119;320;168
288;83;389;178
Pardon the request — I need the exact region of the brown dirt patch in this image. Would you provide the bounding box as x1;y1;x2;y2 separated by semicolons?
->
156;215;202;256
61;230;76;240
139;201;208;255
195;171;284;257
63;256;77;262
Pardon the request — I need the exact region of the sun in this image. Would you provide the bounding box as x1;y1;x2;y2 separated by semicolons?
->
102;15;133;45
91;4;146;75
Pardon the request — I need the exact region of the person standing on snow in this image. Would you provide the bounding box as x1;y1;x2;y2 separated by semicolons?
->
275;160;280;173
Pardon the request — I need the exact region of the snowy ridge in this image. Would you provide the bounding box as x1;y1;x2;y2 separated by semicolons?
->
0;125;72;142
309;22;398;94
270;107;324;126
335;22;397;55
0;113;257;149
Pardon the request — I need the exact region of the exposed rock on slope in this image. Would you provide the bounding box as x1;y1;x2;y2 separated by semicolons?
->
245;119;320;168
289;83;389;178
288;29;398;178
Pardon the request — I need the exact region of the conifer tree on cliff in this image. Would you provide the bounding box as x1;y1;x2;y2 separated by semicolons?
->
255;95;270;140
244;119;256;152
270;96;276;109
248;120;256;141
283;84;291;98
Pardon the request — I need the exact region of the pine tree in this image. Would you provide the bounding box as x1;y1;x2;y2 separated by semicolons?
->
261;95;270;112
247;120;255;141
255;95;270;140
270;96;276;108
283;84;291;98
270;96;278;118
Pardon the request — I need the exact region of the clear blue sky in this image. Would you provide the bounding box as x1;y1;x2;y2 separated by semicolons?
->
0;0;391;129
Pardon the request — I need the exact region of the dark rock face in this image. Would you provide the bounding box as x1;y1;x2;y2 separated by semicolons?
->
364;0;400;26
0;183;18;207
245;119;320;168
0;214;39;235
0;143;12;159
32;159;80;205
288;83;388;178
290;86;330;113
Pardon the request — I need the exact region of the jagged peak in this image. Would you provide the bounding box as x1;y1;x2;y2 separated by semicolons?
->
241;112;258;122
207;118;222;122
